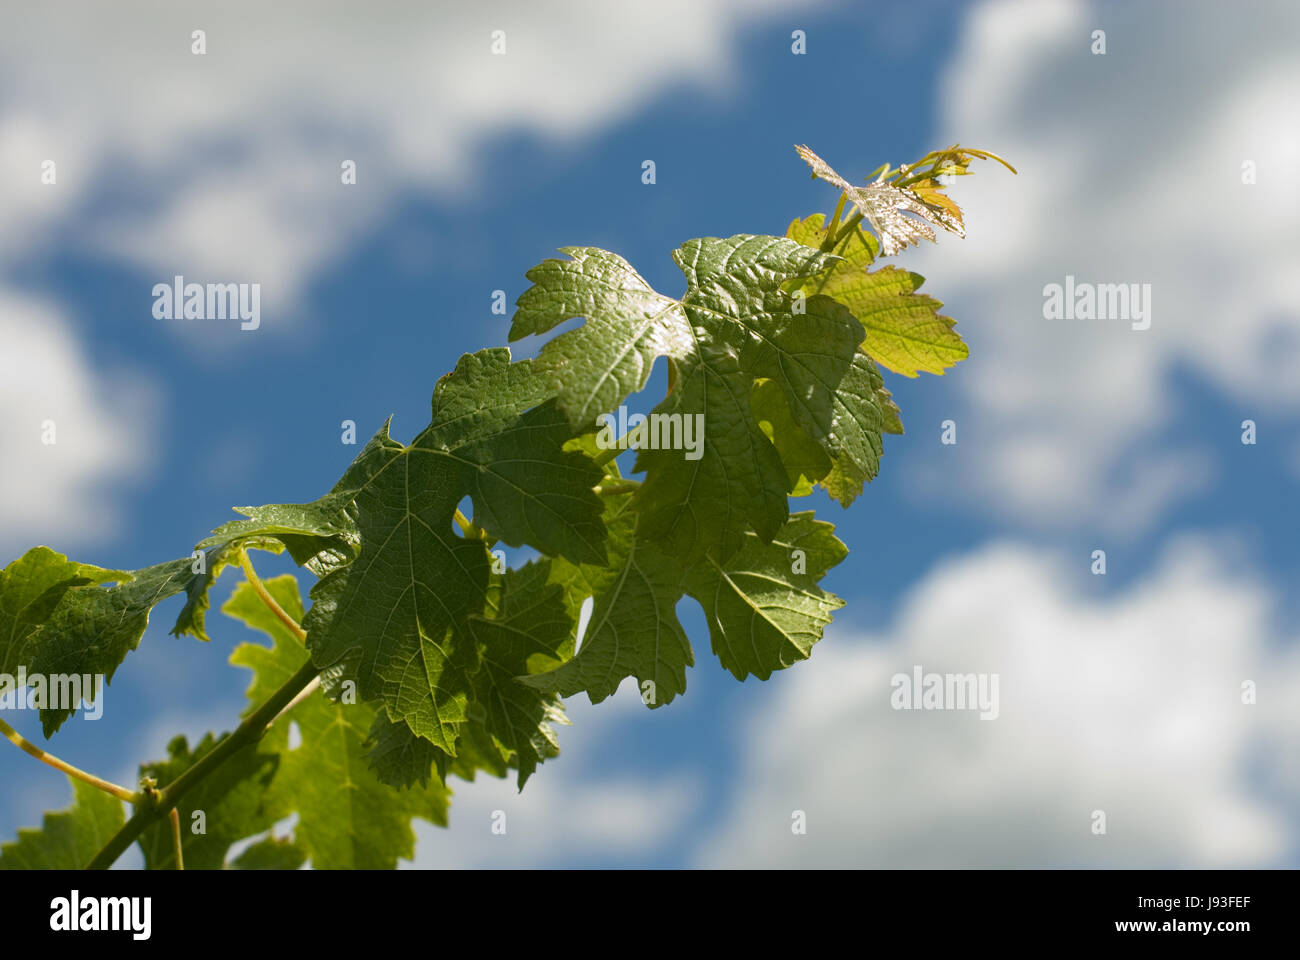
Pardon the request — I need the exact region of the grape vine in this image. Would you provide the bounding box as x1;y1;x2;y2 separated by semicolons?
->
0;144;1013;870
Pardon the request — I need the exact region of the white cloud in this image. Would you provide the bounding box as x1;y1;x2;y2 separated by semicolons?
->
410;685;701;867
901;0;1300;531
700;535;1300;867
0;289;156;556
0;0;806;548
0;0;806;318
411;771;698;868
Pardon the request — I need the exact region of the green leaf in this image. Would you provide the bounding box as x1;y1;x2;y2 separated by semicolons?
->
215;349;605;754
426;351;606;564
510;247;691;429
467;561;571;787
0;547;119;676
136;732;280;870
228;835;306;870
364;711;451;790
0;776;124;869
196;448;381;579
522;494;691;708
0;142;998;871
301;350;603;752
741;304;894;509
527;496;849;705
514;234;889;561
633;344;789;561
877;382;905;436
200;498;356;550
196;413;430;578
227;574;451;869
682;511;847;681
741;330;897;508
786;214;968;378
751;378;830;496
447;712;513;781
364;702;516;790
1;546;256;733
25;557;200;735
170;541;253;641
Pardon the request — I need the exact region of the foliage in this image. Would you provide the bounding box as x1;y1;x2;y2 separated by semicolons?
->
0;144;1009;868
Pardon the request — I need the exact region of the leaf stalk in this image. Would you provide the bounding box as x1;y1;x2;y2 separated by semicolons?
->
0;717;139;804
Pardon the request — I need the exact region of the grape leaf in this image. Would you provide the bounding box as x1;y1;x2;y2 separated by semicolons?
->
810;355;900;507
363;705;515;789
632;343;789;562
509;246;692;429
188;420;405;613
795;144;964;257
301;350;603;752
227;574;451;869
740;326;899;508
362;602;552;789
466;560;571;787
228;835;306;870
521;491;691;707
364;711;452;789
206;349;605;755
751;328;895;509
786;214;967;378
24;557;201;735
681;511;847;681
513;234;891;561
1;547;262;734
136;732;280;870
194;420;399;568
751;378;830;496
171;541;255;641
0;547;119;676
0;776;124;869
0;142;1002;872
526;493;849;706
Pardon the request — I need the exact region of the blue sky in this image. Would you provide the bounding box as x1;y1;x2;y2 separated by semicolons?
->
1;0;1297;868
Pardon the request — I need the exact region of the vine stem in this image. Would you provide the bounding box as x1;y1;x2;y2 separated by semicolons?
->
820;193;847;251
592;425;647;467
592;444;623;468
0;716;139;804
84;552;319;870
168;808;184;870
453;508;496;548
830;211;864;248
593;478;641;497
84;659;318;869
239;550;307;643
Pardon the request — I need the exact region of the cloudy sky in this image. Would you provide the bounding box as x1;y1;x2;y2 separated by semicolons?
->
1;0;1297;868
